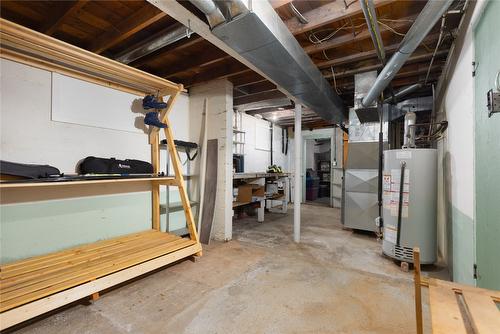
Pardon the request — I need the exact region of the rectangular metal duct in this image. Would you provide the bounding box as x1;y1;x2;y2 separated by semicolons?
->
209;0;347;123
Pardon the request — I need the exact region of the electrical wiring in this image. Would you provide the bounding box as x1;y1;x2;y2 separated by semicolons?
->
330;66;342;95
425;15;447;84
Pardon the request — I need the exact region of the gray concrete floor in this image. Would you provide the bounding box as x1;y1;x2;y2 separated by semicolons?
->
11;205;448;334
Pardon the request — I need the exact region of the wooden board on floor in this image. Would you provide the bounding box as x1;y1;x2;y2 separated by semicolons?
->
199;139;218;244
428;278;500;334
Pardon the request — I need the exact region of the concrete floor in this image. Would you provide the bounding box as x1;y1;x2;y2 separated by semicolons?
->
11;205;447;334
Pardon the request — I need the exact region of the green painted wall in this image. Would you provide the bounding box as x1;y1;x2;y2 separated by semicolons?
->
474;1;500;290
0;189;187;264
451;206;475;284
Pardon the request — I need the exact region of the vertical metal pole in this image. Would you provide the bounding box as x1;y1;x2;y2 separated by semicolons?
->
294;104;302;243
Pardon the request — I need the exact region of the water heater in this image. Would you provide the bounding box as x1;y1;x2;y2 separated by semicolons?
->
382;148;437;264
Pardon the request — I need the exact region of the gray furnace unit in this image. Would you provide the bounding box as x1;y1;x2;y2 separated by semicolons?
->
382;148;437;264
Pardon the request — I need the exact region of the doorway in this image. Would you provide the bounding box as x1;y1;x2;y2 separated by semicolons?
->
304;138;331;207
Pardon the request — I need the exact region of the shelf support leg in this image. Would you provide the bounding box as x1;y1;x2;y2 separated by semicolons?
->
158;86;201;252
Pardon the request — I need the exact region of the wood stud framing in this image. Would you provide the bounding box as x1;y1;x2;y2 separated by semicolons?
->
0;19;201;330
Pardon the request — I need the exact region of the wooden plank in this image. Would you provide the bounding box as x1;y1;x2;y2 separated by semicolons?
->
1;237;195;311
90;6;167;54
462;291;500;334
160;97;200;245
429;284;468;334
43;0;90;36
269;0;293;9
0;18;180;95
0;233;174;289
413;248;423;334
199;139;218;244
285;0;396;36
0;177;176;189
1;231;165;281
0;243;201;331
0;231;156;271
0;236;182;301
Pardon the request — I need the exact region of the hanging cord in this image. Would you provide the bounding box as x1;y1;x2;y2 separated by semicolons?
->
425;15;447;85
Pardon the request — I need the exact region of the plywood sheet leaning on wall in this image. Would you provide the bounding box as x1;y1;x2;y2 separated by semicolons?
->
199;139;218;244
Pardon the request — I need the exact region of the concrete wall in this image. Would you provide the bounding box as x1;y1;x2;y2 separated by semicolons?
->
0;59;190;263
189;79;233;241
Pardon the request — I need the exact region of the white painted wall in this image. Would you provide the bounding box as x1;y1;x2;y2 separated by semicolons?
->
0;59;190;173
240;113;288;172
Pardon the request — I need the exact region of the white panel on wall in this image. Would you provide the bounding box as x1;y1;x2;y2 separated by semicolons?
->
52;73;145;133
255;121;271;151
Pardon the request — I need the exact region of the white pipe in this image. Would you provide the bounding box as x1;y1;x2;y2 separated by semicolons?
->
294;104;302;243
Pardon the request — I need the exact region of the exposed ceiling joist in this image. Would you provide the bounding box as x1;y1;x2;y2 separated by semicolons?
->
269;0;294;9
315;32;440;69
132;35;203;68
285;0;397;36
245;104;295;115
90;6;167;54
323;50;447;79
162;50;231;78
303;15;416;55
234;89;286;105
186;62;250;87
42;0;89;36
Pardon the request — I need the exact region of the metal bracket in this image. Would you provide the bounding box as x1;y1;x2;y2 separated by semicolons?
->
487;89;500;118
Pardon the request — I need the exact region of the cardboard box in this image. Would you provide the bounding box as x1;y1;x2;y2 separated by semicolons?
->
236;184;265;202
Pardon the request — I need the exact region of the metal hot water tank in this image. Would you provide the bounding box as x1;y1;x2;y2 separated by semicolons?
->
382;148;437;264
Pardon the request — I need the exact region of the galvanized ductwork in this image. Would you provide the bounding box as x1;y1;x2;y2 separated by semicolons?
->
189;0;346;123
362;0;454;107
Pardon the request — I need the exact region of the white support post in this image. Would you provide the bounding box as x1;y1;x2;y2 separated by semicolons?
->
294;104;302;243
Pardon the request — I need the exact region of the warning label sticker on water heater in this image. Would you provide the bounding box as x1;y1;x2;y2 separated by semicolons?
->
386;168;410;218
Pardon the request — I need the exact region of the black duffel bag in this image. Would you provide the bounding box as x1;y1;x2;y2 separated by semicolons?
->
0;160;61;179
79;156;153;175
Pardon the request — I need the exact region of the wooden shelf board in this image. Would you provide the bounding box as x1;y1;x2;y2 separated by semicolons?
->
0;230;197;312
0;177;177;189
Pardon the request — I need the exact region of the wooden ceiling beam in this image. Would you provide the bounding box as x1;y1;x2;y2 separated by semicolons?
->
43;0;89;36
303;15;416;55
234;89;286;105
184;61;251;87
323;50;447;79
161;50;231;79
132;35;203;68
315;33;441;69
90;6;167;54
285;0;397;36
269;0;294;9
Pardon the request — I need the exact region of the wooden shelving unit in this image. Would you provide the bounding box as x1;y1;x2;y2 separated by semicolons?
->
0;19;201;330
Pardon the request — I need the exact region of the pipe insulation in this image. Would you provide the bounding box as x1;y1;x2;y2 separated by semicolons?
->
362;0;453;107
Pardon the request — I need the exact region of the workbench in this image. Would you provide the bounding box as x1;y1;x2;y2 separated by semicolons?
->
232;172;291;222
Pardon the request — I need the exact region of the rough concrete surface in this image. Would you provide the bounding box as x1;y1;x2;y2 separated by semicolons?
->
9;205;448;334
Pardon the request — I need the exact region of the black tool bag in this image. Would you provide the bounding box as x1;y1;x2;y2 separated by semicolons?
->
0;160;61;179
78;157;153;175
